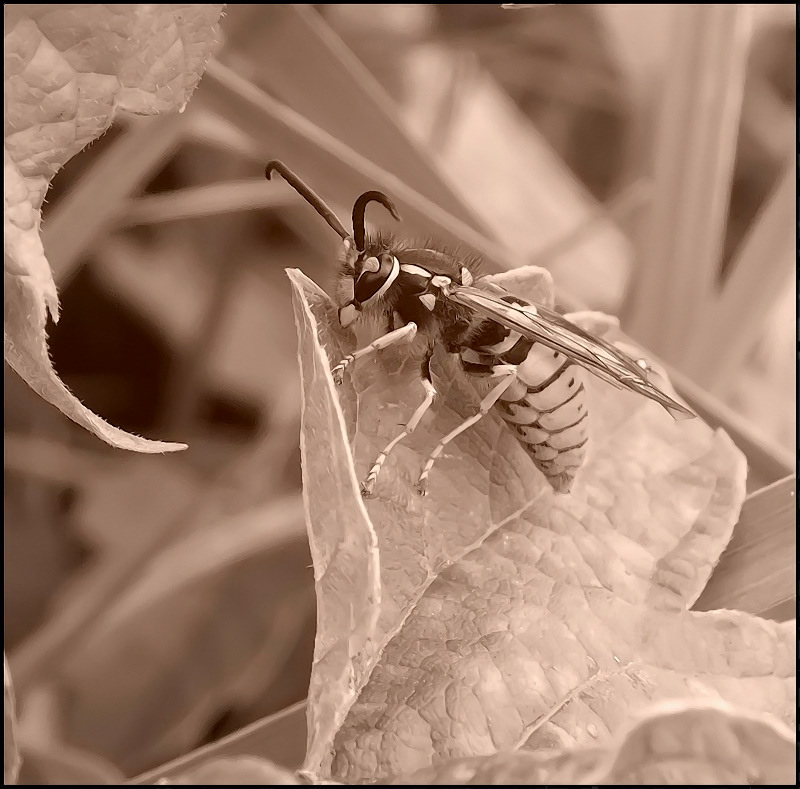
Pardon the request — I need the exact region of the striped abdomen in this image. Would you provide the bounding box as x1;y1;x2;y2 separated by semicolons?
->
460;320;589;493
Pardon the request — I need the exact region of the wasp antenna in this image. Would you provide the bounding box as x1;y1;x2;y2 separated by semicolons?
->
265;160;350;241
352;190;401;252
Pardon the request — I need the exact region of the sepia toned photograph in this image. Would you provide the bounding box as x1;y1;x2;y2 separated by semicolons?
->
4;4;796;785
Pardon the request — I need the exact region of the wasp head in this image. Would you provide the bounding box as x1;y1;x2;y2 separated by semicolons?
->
264;162;402;328
337;245;403;328
336;191;401;328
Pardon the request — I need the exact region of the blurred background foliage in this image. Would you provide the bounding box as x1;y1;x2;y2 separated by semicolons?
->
4;3;796;781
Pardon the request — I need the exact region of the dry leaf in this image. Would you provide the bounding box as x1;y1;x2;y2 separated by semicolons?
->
164;755;299;785
19;741;124;785
4;380;91;647
4;655;21;785
391;701;797;784
287;267;795;782
49;498;311;775
3;4;224;452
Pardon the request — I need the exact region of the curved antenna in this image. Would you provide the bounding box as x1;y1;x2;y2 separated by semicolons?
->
265;160;350;241
352;190;401;252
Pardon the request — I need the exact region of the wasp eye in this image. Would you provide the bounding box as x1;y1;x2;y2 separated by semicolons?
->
361;256;380;274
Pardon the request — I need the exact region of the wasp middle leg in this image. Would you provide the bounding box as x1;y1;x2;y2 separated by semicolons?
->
416;364;518;496
360;349;436;498
331;321;418;385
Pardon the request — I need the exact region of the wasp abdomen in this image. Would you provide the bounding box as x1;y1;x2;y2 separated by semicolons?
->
463;321;589;493
514;345;588;492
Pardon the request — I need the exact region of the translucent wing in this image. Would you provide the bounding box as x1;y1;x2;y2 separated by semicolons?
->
449;284;696;421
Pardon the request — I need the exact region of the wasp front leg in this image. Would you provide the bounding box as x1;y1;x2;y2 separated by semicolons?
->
360;350;436;498
416;364;518;496
331;321;418;385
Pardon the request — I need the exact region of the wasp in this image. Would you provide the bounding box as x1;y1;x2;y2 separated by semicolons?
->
266;161;695;497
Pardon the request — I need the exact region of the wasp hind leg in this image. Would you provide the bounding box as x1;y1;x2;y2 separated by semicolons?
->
360;350;436;498
416;364;518;497
331;321;418;385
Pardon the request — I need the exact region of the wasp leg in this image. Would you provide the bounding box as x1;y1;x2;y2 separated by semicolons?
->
331;322;417;385
416;365;518;496
361;351;435;498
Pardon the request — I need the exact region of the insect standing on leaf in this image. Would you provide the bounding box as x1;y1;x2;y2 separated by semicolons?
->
265;161;696;497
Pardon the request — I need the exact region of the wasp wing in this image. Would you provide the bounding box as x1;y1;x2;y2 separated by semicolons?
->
449;284;695;421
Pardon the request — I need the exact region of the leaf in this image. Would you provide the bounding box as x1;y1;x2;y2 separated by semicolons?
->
484;264;555;309
4;655;21;785
3;3;224;452
287;266;796;782
49;497;312;775
287;270;381;775
390;701;797;785
163;756;300;785
562;310;620;339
